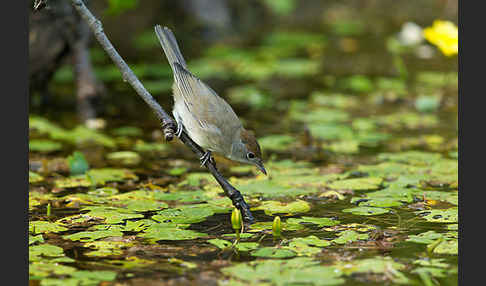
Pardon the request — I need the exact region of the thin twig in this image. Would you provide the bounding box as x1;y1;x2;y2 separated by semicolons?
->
65;0;254;223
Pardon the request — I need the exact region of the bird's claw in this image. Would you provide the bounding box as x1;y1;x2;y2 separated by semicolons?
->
161;121;178;141
200;151;214;167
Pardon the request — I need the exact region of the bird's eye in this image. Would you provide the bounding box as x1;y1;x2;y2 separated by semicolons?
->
247;152;255;159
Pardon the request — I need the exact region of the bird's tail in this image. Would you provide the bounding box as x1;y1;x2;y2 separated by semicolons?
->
154;25;187;73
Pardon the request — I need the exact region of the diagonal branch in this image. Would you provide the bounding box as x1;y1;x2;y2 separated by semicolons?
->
64;0;255;223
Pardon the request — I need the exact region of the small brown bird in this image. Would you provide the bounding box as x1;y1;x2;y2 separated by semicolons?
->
155;25;266;175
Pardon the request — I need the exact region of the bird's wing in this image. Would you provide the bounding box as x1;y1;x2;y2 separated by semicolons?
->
172;63;242;133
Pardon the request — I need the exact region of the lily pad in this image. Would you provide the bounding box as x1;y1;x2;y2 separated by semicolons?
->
416;208;458;223
253;199;311;215
29;139;63;153
342;206;390;216
222;258;344;286
286;216;340;228
152;204;215;224
251;247;297;258
29;171;44;184
328;177;383;191
139;224;207;242
106;151;141;165
258;134;297;151
63;229;124;242
331;230;369;244
29;221;68;235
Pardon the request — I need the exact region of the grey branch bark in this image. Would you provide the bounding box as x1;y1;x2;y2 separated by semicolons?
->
65;0;254;223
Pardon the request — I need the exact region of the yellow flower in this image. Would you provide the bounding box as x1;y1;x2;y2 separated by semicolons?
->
423;20;458;57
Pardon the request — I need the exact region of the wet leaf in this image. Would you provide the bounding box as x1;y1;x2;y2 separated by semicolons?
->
63;229;124;242
258;134;297;151
87;168;138;185
29;171;44;184
416;208;457;223
29;221;68;235
251;247;297;258
67;151;89;175
222;258;344;286
207;238;232;249
84;241;134;257
139;224;207;242
335;257;408;284
152;204;215;224
328;177;383;191
332;230;369;244
253;199;311;215
29;244;65;261
342;206;390;216
106;151;141;165
29;234;44;245
29;139;63;153
286;216;340;228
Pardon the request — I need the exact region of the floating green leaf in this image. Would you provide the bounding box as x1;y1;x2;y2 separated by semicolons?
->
29;139;62;153
328;177;383;191
342;206;390;216
253;199;310;215
251;247;296;258
332;230;369;244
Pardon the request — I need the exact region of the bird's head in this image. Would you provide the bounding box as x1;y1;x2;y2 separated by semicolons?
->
230;129;266;175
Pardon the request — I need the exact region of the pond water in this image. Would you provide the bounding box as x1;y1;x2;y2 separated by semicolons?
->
29;2;457;285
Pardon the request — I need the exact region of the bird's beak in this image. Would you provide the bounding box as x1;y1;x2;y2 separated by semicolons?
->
256;161;267;175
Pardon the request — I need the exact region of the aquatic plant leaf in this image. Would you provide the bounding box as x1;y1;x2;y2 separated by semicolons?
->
111;126;143;137
133;140;169;153
84;241;134;257
286;216;340;228
63;229;124;242
67;151;89;175
29;171;44;184
253;199;311;215
152;204;215;224
77;206;144;224
207;238;232;249
29;234;44;245
342;206;390;216
328;177;383;191
29;139;62;153
87;168;138;185
139;224;207;242
292;236;331;247
154;190;209;203
222;258;344;286
29;244;65;261
331;230;369;244
335;257;408;284
258;134;297;151
431;240;458;254
106;151;141;165
235;242;260;252
308;123;354;141
416;208;457;223
29;221;68;235
251;247;296;258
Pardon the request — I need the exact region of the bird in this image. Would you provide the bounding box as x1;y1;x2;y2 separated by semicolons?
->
154;25;267;175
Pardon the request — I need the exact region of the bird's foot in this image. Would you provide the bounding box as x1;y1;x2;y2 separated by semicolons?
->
175;122;184;138
161;120;177;141
200;151;214;167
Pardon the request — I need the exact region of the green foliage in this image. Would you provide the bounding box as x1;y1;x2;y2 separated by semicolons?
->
106;0;139;16
67;151;89;175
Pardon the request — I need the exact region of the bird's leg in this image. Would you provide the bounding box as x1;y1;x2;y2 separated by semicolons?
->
200;151;214;167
